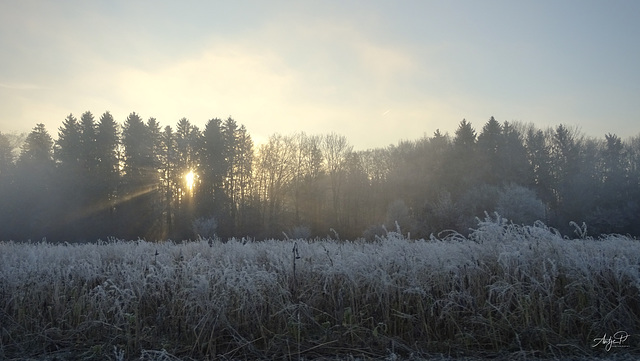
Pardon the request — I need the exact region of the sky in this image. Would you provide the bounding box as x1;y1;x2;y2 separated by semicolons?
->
1;0;639;150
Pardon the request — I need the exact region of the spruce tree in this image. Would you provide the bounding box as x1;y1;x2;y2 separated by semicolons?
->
477;116;502;184
55;114;81;167
17;124;55;240
447;119;478;198
20;123;54;165
95;111;121;238
120;112;157;239
199;118;227;218
499;121;530;186
79;111;98;173
160;125;178;237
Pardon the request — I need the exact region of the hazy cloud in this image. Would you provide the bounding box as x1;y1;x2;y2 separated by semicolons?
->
1;1;639;147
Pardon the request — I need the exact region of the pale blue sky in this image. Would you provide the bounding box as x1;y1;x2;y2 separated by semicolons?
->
1;0;639;149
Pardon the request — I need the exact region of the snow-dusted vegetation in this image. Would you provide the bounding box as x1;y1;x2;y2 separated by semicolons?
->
1;216;639;360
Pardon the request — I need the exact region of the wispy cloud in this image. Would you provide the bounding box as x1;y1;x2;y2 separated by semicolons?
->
0;83;44;91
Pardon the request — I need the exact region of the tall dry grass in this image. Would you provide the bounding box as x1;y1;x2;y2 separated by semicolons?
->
1;215;638;360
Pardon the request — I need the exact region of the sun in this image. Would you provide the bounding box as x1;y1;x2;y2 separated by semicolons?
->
185;170;196;191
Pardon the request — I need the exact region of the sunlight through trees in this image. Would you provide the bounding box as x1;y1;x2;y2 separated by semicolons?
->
1;114;640;241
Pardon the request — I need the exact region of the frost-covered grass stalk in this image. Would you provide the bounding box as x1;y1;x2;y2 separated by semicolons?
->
1;215;639;360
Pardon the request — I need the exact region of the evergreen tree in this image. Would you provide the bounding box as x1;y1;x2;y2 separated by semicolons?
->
446;119;478;198
172;118;201;237
145;117;166;239
122;112;152;184
16;124;55;240
499;121;531;186
477;116;502;184
233;124;254;234
199;118;227;220
525;127;553;210
175;118;200;173
146;117;165;192
601;133;626;195
120;112;158;239
159;125;179;238
95;111;121;238
79;111;98;173
453;119;477;149
20;123;54;166
0;132;14;179
0;132;18;240
95;112;120;191
222;117;239;231
424;129;451;199
55;114;81;167
53;114;84;239
549;124;587;229
76;111;106;239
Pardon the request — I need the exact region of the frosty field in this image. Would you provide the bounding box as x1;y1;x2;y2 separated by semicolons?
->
1;216;639;360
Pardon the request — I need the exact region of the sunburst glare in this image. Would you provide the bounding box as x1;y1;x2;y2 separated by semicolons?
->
185;170;196;191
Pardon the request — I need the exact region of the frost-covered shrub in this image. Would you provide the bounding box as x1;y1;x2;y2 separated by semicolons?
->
496;183;546;225
454;184;501;232
423;191;459;234
452;183;545;231
191;216;217;239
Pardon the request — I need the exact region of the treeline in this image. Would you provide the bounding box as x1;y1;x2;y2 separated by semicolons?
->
0;113;639;241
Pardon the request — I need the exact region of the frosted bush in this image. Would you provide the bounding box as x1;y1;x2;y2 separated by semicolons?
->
496;183;546;225
455;184;501;231
423;190;459;234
